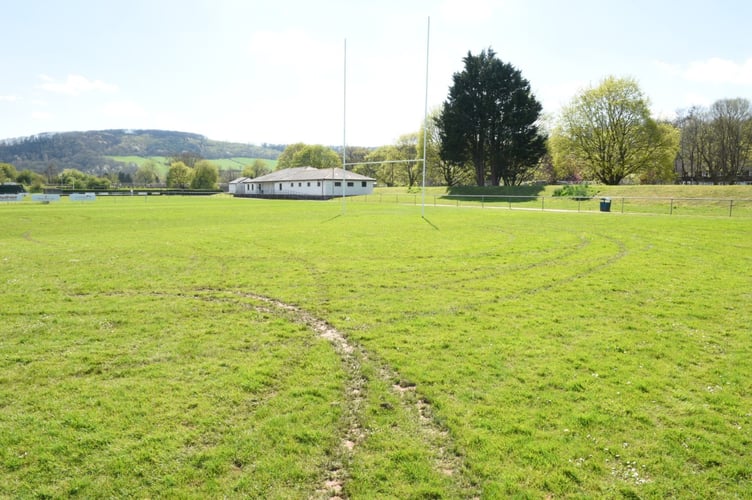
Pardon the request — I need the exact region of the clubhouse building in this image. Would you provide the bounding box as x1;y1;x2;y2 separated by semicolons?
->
233;166;376;199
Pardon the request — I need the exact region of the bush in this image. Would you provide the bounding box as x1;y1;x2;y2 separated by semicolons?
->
553;183;597;200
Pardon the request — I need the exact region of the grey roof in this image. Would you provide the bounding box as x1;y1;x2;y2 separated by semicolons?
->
242;166;375;183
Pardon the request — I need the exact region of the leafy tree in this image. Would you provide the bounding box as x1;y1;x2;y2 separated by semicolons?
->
395;133;420;188
58;168;89;188
344;146;371;166
242;159;270;178
700;98;752;184
166;161;192;188
134;160;160;185
291;144;341;169
190;160;219;189
44;163;58;184
674;107;705;183
86;176;112;190
551;76;679;185
14;168;45;192
276;143;307;169
639;121;680;184
15;169;43;186
0;162;18;182
437;48;547;186
419;108;472;186
364;146;399;187
118;171;134;184
167;152;203;168
351;155;381;180
548;133;588;182
277;143;341;169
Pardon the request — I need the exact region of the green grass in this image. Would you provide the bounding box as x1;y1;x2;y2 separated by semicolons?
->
366;185;752;217
1;196;750;497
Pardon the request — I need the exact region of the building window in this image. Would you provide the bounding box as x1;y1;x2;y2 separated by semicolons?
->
347;182;354;187
334;181;341;187
317;181;321;186
307;182;311;187
290;183;294;187
298;182;302;187
279;183;282;190
361;181;367;187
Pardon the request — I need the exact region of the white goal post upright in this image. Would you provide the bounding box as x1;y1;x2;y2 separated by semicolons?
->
342;38;347;214
342;17;430;216
421;16;430;218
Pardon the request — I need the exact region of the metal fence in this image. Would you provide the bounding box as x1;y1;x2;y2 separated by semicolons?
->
349;193;752;218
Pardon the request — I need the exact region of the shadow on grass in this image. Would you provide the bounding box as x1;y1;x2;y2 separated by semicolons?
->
445;185;546;204
322;214;343;223
421;216;439;230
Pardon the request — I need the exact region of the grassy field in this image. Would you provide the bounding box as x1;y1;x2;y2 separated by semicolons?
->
368;185;752;218
1;195;750;497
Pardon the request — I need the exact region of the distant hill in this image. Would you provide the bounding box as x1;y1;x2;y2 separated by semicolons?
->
0;129;284;175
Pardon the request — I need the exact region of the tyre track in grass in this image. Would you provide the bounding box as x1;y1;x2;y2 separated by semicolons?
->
159;280;476;496
240;292;477;499
242;293;365;499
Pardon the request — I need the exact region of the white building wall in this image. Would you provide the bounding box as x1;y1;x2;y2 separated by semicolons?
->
239;179;375;197
323;180;376;196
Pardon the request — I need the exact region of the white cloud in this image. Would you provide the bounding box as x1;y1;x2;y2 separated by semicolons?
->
653;60;682;77
658;57;752;85
36;74;118;96
684;57;752;84
0;95;18;102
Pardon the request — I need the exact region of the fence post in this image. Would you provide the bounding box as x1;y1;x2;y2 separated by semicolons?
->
669;198;673;215
541;196;545;211
482;195;484;209
621;197;625;214
729;199;734;217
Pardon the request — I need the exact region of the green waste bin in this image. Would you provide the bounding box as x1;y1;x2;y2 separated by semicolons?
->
599;197;611;212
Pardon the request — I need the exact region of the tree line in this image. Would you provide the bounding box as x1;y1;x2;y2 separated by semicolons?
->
0;154;223;192
4;51;750;188
276;49;750;187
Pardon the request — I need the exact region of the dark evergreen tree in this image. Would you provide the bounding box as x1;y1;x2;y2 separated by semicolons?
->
437;48;546;186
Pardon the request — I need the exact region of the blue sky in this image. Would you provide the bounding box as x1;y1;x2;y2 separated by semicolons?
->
2;0;750;146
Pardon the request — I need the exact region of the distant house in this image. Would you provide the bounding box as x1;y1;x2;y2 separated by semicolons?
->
234;166;376;199
228;177;250;194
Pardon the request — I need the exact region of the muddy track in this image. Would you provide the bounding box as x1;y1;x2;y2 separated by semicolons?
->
240;292;475;499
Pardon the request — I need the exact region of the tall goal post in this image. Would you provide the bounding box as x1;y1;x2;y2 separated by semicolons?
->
341;17;430;216
342;38;347;214
421;16;430;218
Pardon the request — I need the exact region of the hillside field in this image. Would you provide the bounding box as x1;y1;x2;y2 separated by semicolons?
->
108;156;278;175
1;195;750;497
